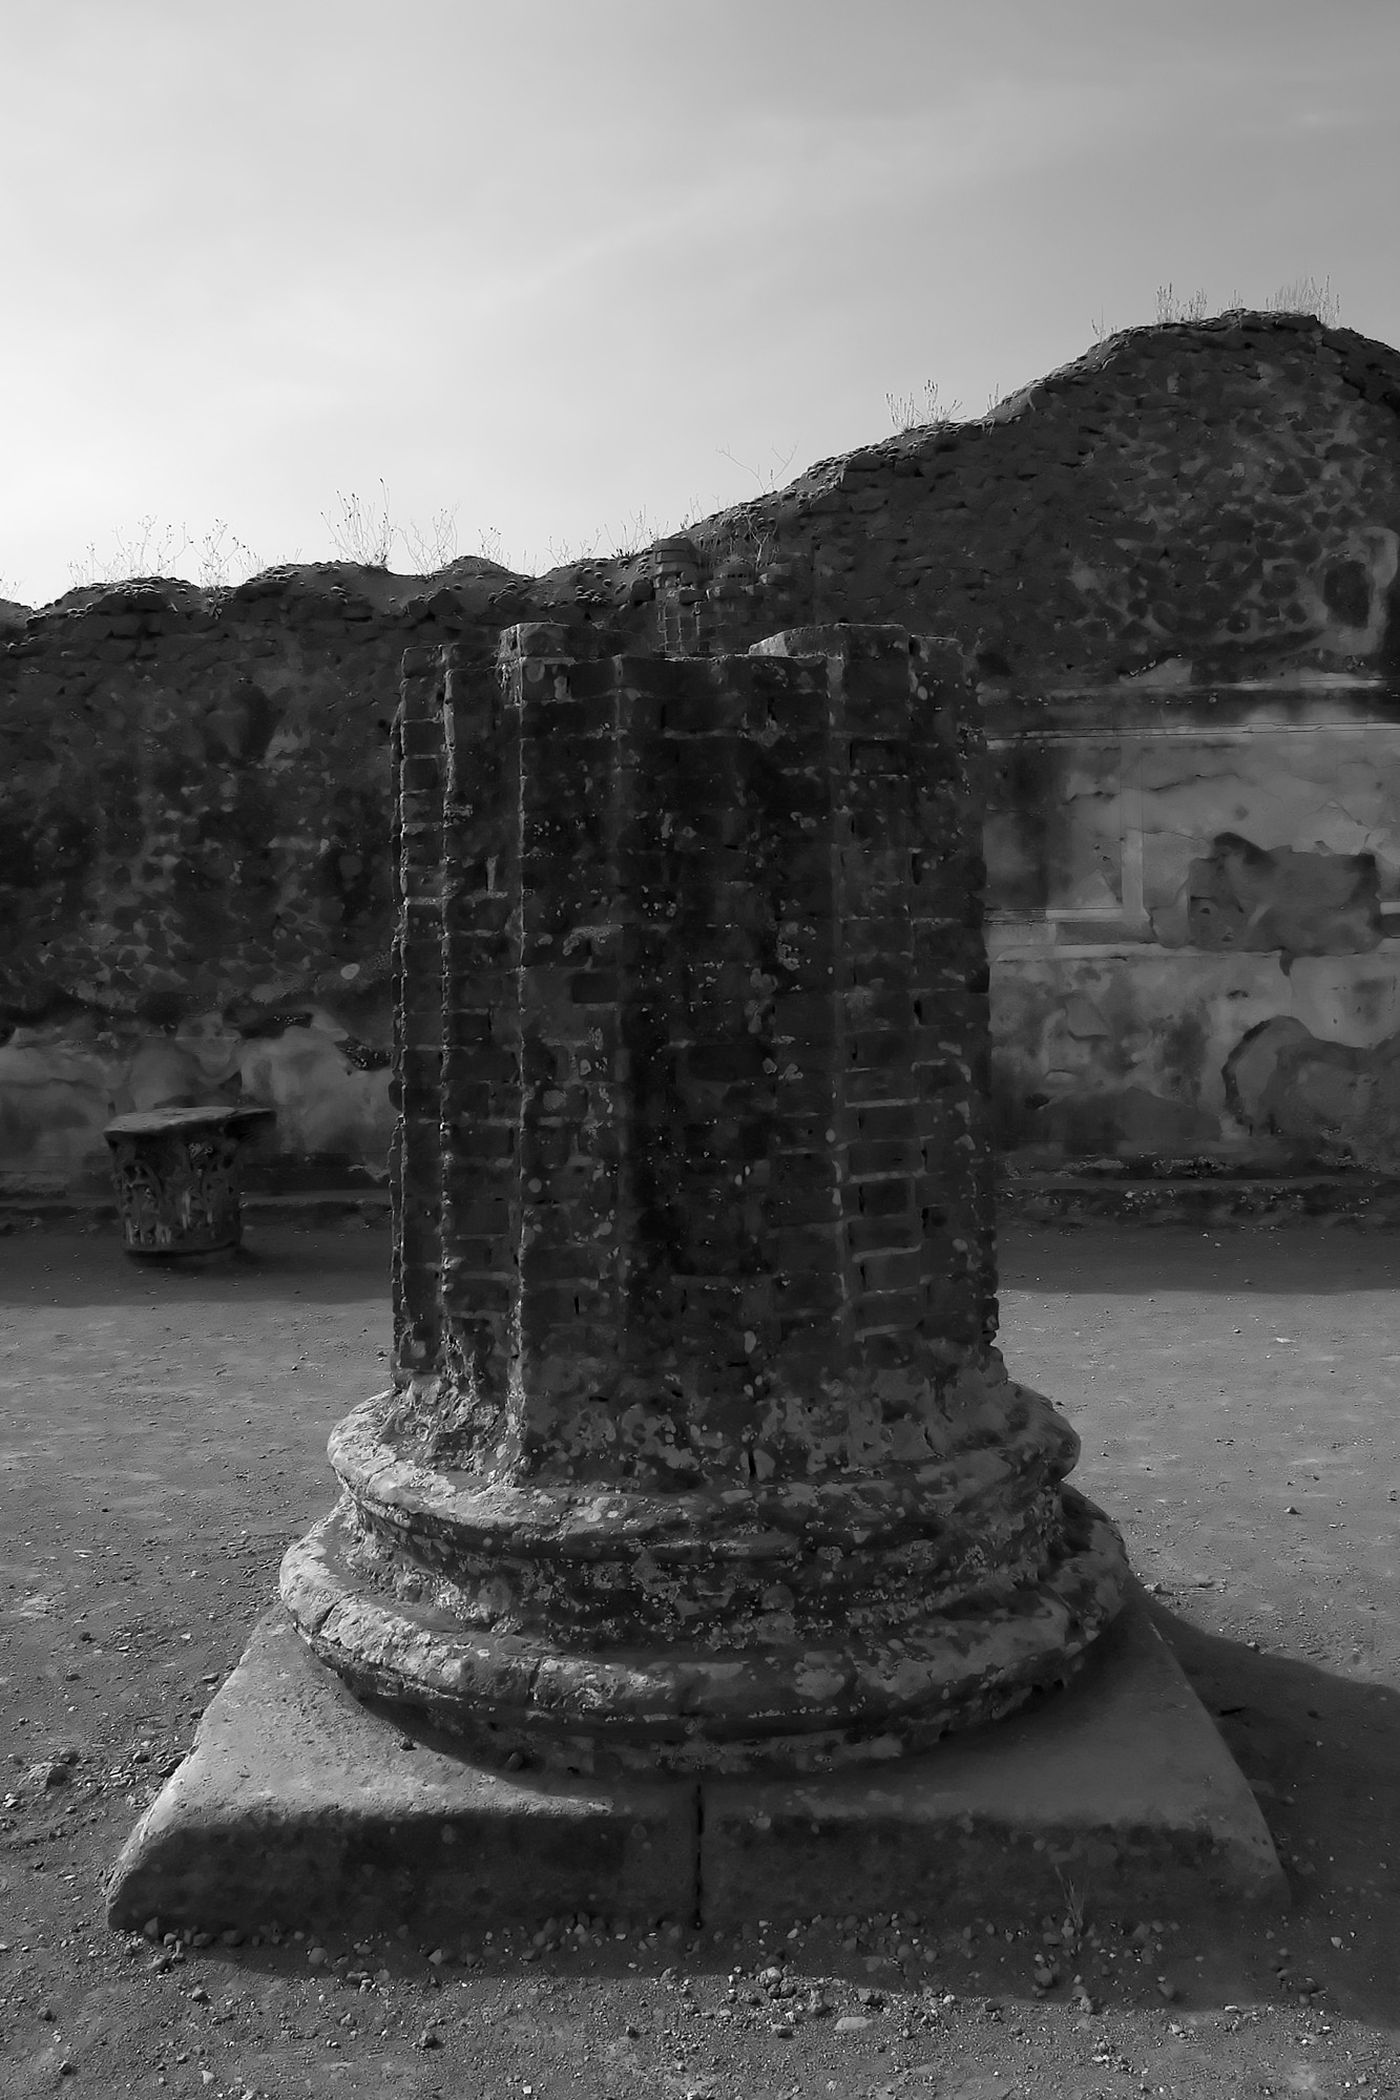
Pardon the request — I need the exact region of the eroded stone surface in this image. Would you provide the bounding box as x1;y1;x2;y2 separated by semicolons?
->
279;625;1129;1767
106;1592;1285;1938
103;1104;275;1254
1224;1012;1400;1170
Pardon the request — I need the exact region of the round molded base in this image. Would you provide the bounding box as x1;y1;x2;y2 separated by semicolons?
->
280;1485;1130;1777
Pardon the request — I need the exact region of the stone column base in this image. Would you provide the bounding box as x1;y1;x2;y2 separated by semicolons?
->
105;1586;1287;1943
279;1364;1132;1776
280;1484;1128;1777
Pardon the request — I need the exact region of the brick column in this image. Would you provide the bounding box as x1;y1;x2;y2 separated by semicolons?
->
281;624;1127;1774
390;646;447;1382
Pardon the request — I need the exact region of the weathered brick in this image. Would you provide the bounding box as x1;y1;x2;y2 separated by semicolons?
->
272;623;1131;1767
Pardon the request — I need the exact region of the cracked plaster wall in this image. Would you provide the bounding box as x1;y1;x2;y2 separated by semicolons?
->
987;719;1400;1166
6;310;1400;1189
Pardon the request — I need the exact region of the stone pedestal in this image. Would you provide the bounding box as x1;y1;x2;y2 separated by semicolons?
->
107;626;1285;1941
103;1105;276;1256
279;625;1129;1774
104;1589;1288;1940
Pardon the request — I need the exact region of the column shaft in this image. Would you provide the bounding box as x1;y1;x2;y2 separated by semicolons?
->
282;626;1127;1775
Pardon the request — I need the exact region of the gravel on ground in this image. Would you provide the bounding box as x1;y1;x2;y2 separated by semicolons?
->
1;1217;1397;2097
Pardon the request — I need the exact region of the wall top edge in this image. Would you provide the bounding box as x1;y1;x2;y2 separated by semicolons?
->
987;937;1400;963
986;717;1400;744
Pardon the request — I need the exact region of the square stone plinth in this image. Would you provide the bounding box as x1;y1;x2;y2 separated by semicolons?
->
106;1590;1286;1940
105;1611;700;1940
699;1587;1288;1926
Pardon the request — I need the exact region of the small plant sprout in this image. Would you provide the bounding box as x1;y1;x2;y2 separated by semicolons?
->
1153;279;1339;327
609;508;665;560
400;506;461;572
885;380;962;434
67;514;194;589
542;528;603;569
196;522;262;590
321;480;397;567
1155;283;1212;325
1055;1868;1088;1940
1267;274;1340;324
711;517;776;576
717;442;798;494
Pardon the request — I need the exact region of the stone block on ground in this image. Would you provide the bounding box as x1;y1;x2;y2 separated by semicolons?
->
700;1584;1287;1926
105;1610;699;1939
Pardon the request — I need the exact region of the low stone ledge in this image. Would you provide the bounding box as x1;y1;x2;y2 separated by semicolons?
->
998;1172;1400;1228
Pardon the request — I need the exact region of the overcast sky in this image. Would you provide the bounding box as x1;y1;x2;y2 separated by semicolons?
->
4;0;1396;607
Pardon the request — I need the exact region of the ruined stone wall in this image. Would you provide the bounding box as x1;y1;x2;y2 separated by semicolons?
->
775;310;1400;1177
0;576;405;1192
680;312;1400;682
981;682;1400;1168
8;310;1400;1190
0;551;616;1196
609;312;1400;1172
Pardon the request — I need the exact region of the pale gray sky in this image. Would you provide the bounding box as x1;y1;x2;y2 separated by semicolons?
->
4;0;1395;605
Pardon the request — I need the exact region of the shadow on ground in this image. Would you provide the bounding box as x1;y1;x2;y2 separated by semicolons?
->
4;1221;1400;2098
118;1600;1400;2031
1001;1215;1400;1295
1144;1600;1400;2025
0;1218;390;1307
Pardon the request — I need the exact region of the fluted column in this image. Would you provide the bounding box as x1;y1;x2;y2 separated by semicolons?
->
281;624;1128;1775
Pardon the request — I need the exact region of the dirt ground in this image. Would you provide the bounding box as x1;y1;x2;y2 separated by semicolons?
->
1;1215;1398;2099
